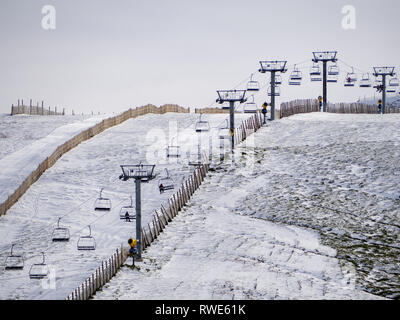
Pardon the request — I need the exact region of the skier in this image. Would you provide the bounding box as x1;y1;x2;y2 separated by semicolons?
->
124;211;131;222
159;183;165;194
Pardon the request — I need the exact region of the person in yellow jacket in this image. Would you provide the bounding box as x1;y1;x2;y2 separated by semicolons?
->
128;238;137;266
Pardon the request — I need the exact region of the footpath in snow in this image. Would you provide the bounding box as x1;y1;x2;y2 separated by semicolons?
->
94;112;399;300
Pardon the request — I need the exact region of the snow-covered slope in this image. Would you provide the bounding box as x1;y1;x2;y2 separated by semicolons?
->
0;114;92;161
93;112;399;300
0;112;249;299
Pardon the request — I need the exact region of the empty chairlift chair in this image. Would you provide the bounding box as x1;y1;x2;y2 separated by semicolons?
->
5;244;24;270
243;95;258;113
310;63;322;82
52;217;70;242
388;77;399;93
289;67;302;86
29;252;49;279
268;85;281;97
275;74;282;85
119;196;135;222
360;73;372;88
158;169;175;194
195;114;210;133
218;119;231;139
94;188;111;211
246;73;260;92
77;225;96;250
166;138;181;158
327;64;339;83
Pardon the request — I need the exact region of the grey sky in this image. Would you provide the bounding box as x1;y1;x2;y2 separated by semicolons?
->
0;0;399;114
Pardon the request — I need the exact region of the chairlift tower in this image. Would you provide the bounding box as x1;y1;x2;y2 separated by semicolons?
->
259;61;287;120
216;90;247;152
312;51;338;112
373;67;396;114
119;163;156;260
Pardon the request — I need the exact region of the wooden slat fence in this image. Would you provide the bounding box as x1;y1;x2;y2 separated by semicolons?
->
280;99;400;119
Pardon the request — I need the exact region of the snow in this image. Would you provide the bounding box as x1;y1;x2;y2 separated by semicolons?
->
1;111;398;300
0;114;114;207
0;112;249;299
0;114;92;161
92;112;400;300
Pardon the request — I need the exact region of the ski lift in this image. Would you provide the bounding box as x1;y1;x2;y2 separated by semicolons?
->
389;77;399;87
195;114;210;132
77;225;96;250
52;217;70;242
158;169;174;193
167;138;181;158
360;73;372;88
268;85;281;96
119;196;135;221
289;67;302;85
310;63;322;81
29;252;49;279
94;188;111;211
328;64;340;76
275;74;282;85
244;95;258;113
344;76;355;87
246;74;260;92
327;74;338;83
310;63;321;76
5;244;24;270
346;67;358;82
218;119;231;139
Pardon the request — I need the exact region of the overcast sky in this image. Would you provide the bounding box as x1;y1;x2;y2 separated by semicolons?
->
0;0;399;114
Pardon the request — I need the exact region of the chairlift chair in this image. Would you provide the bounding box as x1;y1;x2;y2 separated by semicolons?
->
310;63;321;76
218;119;231;139
289;67;302;85
52;218;70;242
244;95;258;113
167;138;181;158
389;77;399;87
77;226;96;250
328;64;340;76
246;74;260;92
327;75;338;83
5;244;24;270
158;169;175;193
94;188;111;211
29;252;49;279
360;74;372;88
268;85;281;97
119;196;135;221
274;74;282;85
195;114;210;132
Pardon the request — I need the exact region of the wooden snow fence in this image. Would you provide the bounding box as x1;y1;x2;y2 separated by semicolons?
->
0;104;189;218
280;99;400;119
233;113;263;147
195;107;242;114
66;247;129;300
66;154;210;300
11;100;65;116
